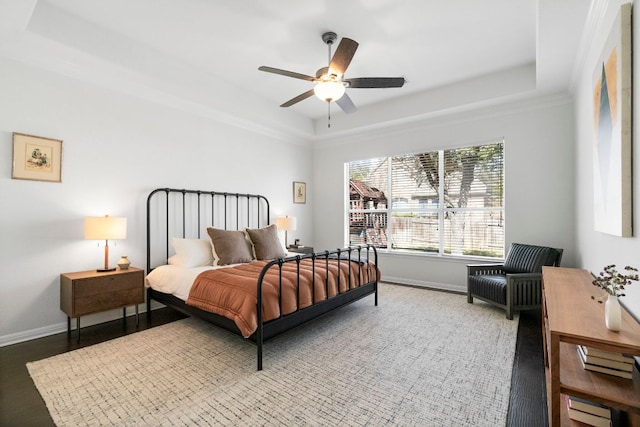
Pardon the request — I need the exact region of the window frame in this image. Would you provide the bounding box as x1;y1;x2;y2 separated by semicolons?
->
345;141;505;260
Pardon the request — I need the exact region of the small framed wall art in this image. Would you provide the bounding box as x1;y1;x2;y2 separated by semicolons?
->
293;181;306;204
12;132;63;183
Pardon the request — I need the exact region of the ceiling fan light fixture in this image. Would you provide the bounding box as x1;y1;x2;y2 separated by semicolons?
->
259;31;404;116
313;80;345;102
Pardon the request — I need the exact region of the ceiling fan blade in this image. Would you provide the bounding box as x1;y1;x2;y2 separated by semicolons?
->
345;77;406;88
329;38;359;75
258;66;315;81
336;93;357;114
281;89;315;107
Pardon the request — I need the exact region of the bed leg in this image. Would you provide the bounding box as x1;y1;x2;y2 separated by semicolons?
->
256;314;264;371
375;282;378;306
146;289;152;318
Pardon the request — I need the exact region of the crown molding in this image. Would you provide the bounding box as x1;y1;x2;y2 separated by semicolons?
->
312;91;573;149
568;0;610;92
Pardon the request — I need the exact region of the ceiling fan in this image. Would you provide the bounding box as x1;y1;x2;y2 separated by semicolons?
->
258;31;405;126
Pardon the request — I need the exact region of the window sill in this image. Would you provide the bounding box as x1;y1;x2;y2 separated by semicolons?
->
376;248;504;264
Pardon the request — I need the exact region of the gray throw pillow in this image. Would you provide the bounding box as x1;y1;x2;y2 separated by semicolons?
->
206;227;254;266
245;224;287;260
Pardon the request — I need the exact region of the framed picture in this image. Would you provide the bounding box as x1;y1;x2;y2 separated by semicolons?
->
12;133;63;183
293;181;306;204
592;3;632;237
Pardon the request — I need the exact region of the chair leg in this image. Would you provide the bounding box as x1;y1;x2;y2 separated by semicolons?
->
506;281;513;319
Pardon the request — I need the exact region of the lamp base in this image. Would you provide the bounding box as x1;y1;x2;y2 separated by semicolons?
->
97;267;116;272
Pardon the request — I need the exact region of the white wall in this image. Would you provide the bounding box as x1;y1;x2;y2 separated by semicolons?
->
0;57;313;345
313;94;576;292
573;0;640;318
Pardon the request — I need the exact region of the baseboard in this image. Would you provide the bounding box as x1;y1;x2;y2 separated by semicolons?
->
0;300;167;347
0;323;68;347
382;277;465;294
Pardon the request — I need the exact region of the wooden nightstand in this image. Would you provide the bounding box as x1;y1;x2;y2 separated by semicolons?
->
60;267;144;342
288;246;314;254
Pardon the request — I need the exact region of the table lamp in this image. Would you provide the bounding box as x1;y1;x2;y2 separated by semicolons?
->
275;215;297;248
85;215;127;272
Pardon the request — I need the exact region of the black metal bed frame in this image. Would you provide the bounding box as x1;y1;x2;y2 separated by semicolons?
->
146;188;378;370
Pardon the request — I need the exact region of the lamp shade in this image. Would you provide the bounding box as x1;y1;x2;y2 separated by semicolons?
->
85;216;127;240
275;216;297;231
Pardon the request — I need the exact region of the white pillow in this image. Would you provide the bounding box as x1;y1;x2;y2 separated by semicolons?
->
167;238;214;267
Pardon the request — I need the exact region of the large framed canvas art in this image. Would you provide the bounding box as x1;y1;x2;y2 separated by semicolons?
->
592;3;632;237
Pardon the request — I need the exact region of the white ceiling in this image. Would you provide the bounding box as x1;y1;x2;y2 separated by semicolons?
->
0;0;592;137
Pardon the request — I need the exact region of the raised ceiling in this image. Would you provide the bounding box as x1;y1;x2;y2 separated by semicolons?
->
0;0;592;137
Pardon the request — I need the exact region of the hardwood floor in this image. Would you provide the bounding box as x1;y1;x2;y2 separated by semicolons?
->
0;307;547;426
507;309;548;427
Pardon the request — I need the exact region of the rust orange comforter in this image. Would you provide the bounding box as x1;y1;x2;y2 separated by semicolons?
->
185;258;378;338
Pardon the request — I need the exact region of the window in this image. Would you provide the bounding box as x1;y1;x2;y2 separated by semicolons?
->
346;141;504;258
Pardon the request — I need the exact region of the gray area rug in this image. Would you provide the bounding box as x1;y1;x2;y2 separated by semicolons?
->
27;283;519;426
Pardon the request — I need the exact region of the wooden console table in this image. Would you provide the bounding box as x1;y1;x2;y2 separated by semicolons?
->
542;267;640;426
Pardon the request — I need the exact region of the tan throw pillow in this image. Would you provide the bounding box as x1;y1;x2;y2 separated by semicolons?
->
206;227;254;266
245;224;287;260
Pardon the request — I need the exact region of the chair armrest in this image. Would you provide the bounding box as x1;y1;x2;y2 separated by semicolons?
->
467;263;505;275
505;273;544;307
505;272;542;282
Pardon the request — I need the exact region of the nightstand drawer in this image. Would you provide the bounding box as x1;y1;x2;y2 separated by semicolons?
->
75;274;141;297
75;288;143;316
288;246;314;254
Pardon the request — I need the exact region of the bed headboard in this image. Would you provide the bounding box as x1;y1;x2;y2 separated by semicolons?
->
146;188;270;272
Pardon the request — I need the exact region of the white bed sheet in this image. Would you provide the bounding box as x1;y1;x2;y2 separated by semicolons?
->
145;265;219;301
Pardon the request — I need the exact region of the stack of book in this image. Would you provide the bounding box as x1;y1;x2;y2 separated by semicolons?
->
565;395;611;426
577;345;635;379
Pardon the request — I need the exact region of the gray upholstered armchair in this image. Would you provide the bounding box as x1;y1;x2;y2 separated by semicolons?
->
467;243;563;319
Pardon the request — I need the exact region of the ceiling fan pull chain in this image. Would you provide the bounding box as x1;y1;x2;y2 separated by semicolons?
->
328;102;331;128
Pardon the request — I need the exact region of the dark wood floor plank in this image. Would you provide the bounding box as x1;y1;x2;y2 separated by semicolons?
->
507;310;548;427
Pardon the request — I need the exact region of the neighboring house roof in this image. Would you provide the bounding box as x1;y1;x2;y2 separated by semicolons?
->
350;180;387;204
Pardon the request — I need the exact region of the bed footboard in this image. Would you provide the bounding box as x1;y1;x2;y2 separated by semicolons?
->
255;245;378;370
